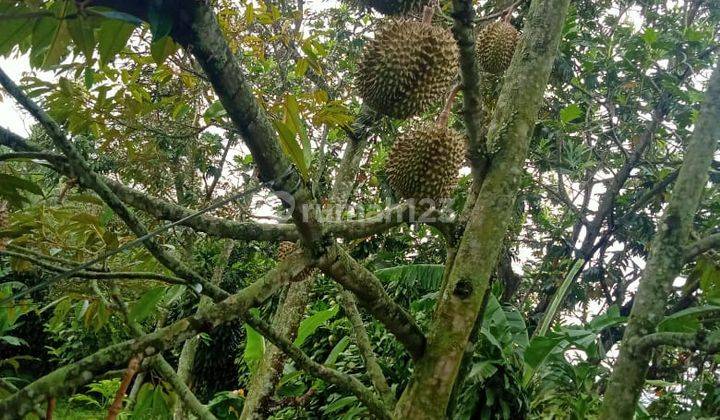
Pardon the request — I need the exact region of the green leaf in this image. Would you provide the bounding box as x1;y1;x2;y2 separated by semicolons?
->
41;1;73;68
128;287;166;322
150;35;177;64
285;96;312;167
559;103;582;124
294;306;339;347
642;27;658;46
324;396;358;414
30;17;57;68
132;383;172;418
148;0;174;41
244;310;266;374
587;304;626;331
97;19;136;66
0;173;44;197
172;102;191;120
245;3;255;25
324;335;350;368
536;259;584;337
67;17;96;60
657;305;720;333
274;119;309;179
0;335;26;347
0;6;35;56
295;57;309;76
524;335;566;369
203;100;227;123
374;264;444;291
91;10;143;25
83;67;95;89
698;258;720;301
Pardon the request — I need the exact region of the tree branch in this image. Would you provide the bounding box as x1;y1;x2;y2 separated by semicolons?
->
0;249;187;285
636;332;720;353
318;244;426;360
601;59;720;419
338;291;395;406
0;251;310;418
451;0;488;173
685;232;720;260
106;355;141;420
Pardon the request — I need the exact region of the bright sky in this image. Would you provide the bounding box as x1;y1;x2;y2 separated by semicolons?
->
0;56;38;136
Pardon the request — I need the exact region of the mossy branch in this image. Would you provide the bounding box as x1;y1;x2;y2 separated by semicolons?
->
394;0;571;415
318;244;426;360
684;232;720;260
0;252;310;418
601;60;720;419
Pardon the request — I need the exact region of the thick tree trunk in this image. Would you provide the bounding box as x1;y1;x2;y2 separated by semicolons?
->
393;0;570;416
600;60;720;419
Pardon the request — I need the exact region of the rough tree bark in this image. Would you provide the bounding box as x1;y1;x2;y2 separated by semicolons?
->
600;60;720;419
174;240;236;419
393;0;570;416
240;278;313;418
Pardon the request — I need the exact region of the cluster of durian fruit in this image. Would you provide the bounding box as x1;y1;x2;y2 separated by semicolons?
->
353;0;519;205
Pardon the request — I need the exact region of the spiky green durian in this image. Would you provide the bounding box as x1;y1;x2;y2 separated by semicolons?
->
386;123;465;203
475;21;520;75
356;20;458;119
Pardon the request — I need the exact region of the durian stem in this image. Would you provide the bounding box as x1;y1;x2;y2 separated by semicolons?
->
422;5;435;24
478;0;522;22
501;1;519;22
437;83;461;127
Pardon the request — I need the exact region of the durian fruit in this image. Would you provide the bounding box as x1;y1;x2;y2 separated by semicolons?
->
351;0;430;15
356;19;458;119
277;241;315;282
475;21;520;75
386;123;465;204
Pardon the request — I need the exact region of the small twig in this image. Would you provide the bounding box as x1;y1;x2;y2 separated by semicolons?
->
437;83;462;127
106;355;141;420
476;0;523;23
422;5;435;24
45;397;56;420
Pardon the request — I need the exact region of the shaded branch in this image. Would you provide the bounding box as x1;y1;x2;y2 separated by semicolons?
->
685;232;720;260
318;244;426;360
636;332;720;353
338;291;395;407
451;0;487;169
0;249;187;285
0;251;310;418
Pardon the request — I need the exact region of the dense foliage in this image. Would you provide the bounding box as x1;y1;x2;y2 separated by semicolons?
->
0;0;719;419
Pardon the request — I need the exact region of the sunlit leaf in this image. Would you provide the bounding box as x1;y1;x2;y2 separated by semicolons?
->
97;19;135;66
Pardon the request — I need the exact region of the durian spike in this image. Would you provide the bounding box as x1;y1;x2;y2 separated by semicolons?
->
437;83;461;127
